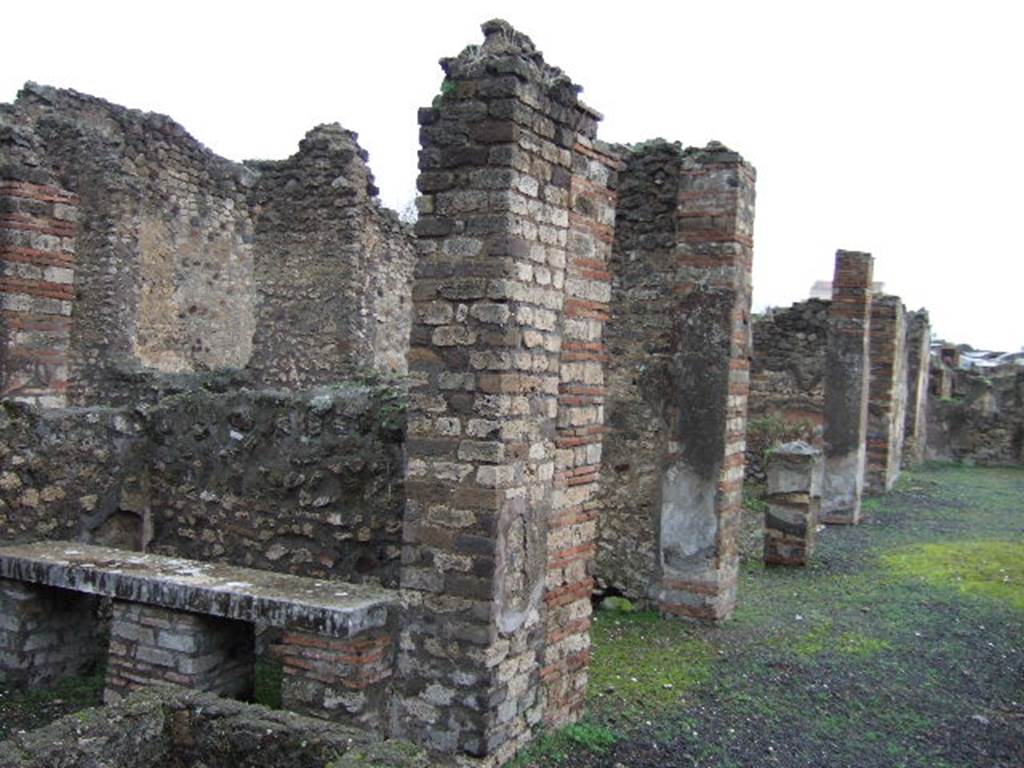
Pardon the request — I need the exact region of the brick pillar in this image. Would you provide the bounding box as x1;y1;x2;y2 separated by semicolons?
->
654;143;756;623
542;138;619;728
865;295;907;494
764;442;823;566
0;579;100;687
105;602;254;702
0;180;77;407
274;629;394;732
822;250;874;523
902;310;931;467
397;20;603;762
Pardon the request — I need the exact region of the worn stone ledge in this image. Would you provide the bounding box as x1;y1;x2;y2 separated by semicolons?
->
0;542;396;638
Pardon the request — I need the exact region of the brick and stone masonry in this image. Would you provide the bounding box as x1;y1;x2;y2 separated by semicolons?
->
865;294;908;494
598;142;684;604
0;579;99;686
543;137;619;728
598;141;756;622
763;441;823;566
902;309;931;467
397;20;606;763
273;628;394;733
653;143;755;623
822;250;874;524
0;179;77;408
105;601;254;703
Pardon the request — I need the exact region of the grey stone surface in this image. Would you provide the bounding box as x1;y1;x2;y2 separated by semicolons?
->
0;686;435;768
0;381;406;586
0;541;396;638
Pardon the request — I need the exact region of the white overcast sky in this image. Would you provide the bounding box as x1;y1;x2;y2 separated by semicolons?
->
3;1;1021;350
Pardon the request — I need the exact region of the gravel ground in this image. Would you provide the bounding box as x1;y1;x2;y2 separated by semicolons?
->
516;464;1024;767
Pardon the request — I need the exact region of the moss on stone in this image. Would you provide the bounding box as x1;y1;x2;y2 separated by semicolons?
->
883;539;1024;612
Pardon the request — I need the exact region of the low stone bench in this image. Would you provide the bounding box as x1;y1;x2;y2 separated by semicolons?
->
0;541;398;730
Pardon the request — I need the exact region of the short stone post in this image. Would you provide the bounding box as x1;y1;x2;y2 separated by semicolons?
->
822;250;873;524
105;602;254;703
763;442;823;566
0;179;78;407
0;579;100;686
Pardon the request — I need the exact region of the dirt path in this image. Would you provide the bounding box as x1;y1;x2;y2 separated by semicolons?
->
518;464;1024;767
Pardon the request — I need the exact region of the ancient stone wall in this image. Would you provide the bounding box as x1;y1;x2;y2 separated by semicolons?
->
0;383;406;585
0;84;414;405
0;688;433;768
865;294;908;494
247;127;415;387
0;179;78;407
597;141;756;622
749;298;829;425
902;309;931;466
927;366;1024;465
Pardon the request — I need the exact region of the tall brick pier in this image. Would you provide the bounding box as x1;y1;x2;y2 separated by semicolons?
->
902;309;931;467
654;144;756;622
822;250;873;524
396;20;611;763
598;141;756;622
865;294;908;493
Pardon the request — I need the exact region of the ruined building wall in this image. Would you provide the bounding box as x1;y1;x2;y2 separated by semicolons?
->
0;383;406;585
0;84;414;406
927;366;1024;466
247;128;415;387
0;177;78;407
902;309;930;466
749;298;829;426
865;294;908;494
4;85;258;405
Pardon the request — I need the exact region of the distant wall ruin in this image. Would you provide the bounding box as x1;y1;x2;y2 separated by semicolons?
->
749;298;829;428
1;84;414;406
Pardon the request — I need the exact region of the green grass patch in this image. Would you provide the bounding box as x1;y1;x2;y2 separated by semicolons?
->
589;611;713;717
510;721;621;766
791;619;891;658
253;657;283;709
883;539;1024;611
0;664;106;740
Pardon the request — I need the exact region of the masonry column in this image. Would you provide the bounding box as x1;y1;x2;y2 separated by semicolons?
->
902;309;931;467
865;295;907;493
543;137;619;728
0;179;77;407
822;250;873;523
654;143;756;623
397;20;603;763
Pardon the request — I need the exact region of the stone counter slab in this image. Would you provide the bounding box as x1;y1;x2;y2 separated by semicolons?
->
0;541;396;638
